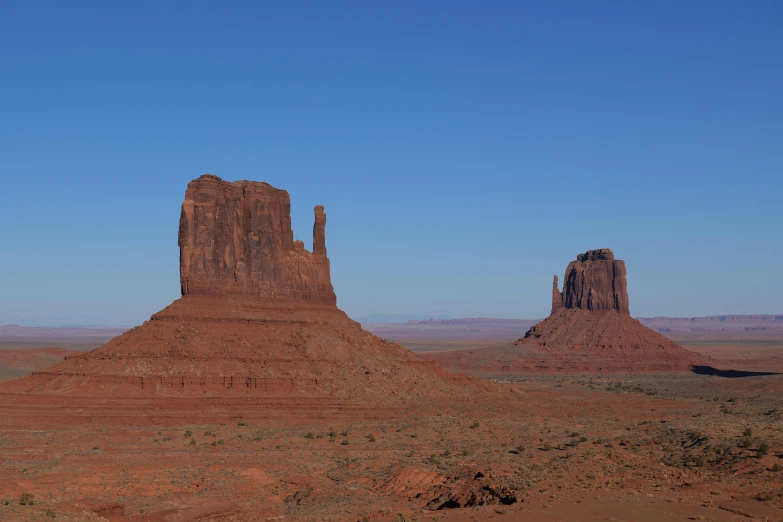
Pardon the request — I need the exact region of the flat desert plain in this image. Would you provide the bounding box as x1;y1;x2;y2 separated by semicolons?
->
0;321;782;521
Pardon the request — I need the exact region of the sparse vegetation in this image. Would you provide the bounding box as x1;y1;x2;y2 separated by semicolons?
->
759;441;770;456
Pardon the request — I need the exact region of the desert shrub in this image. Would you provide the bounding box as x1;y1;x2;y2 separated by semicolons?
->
340;430;349;436
443;449;451;456
516;445;525;453
580;436;588;443
19;492;34;506
772;463;782;472
237;421;248;427
759;441;770;456
45;508;56;518
462;449;472;456
367;434;376;442
189;438;196;446
605;442;614;449
341;439;350;446
741;437;752;448
184;430;192;438
1;497;9;505
163;436;173;441
429;454;441;465
393;514;411;522
727;397;737;403
410;433;417;438
328;430;337;438
743;427;753;437
304;432;315;439
469;422;480;429
541;443;553;451
93;446;100;450
692;455;706;467
570;432;580;438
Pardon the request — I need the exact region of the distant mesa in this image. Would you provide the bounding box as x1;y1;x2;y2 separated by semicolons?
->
426;249;709;375
0;174;485;425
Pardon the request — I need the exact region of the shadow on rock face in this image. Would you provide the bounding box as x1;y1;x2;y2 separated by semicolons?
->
691;365;781;378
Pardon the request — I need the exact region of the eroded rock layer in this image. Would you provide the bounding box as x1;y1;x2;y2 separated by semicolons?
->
0;175;487;424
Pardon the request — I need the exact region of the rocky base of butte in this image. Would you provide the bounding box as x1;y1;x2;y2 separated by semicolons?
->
427;249;709;375
0;175;487;425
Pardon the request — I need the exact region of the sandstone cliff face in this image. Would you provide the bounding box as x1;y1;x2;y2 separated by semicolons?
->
561;248;629;314
178;174;335;303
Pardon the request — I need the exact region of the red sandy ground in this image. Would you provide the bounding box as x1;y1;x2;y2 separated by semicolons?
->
1;324;782;521
0;373;782;520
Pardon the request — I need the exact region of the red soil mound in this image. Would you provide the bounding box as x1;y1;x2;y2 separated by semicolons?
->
427;249;709;375
0;175;487;425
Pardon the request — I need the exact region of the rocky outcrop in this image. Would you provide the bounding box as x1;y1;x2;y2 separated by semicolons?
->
562;248;629;313
551;275;562;314
178;174;335;303
0;174;487;423
425;248;708;374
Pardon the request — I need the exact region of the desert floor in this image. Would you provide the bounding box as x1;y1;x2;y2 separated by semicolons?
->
0;333;781;521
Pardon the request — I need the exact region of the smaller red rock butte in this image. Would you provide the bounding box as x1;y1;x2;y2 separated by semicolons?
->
426;249;708;374
552;248;629;313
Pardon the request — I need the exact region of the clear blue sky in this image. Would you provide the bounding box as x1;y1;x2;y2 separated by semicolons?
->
2;1;781;326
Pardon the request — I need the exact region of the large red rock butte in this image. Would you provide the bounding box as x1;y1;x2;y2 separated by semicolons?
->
427;249;708;375
0;175;484;425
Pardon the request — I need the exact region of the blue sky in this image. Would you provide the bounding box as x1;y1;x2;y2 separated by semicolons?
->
1;1;781;326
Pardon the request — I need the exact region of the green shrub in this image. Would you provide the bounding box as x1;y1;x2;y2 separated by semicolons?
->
759;441;770;456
